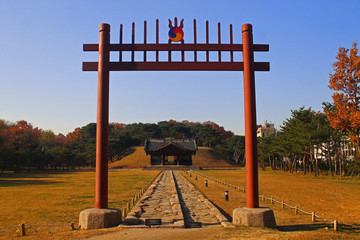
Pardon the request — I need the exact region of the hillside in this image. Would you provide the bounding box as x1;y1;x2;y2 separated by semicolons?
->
192;147;232;167
109;146;149;168
109;146;233;168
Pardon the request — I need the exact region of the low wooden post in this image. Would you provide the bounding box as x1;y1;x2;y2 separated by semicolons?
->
312;212;315;222
281;201;284;209
70;222;76;230
127;202;130;211
262;195;264;201
20;223;25;236
270;197;273;204
123;207;127;220
334;220;338;231
295;206;298;215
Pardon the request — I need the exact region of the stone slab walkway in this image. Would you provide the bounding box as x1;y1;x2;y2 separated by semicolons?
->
121;170;232;228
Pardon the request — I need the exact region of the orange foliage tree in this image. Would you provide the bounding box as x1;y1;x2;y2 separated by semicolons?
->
325;42;360;157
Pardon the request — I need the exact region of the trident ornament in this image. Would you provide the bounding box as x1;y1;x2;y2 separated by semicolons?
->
168;18;184;43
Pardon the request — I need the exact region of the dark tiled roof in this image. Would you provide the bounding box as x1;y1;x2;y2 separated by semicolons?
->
144;139;197;153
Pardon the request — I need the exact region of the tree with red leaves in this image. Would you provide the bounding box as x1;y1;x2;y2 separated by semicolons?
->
325;42;360;160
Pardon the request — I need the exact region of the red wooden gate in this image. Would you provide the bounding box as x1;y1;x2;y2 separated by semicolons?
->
83;18;269;209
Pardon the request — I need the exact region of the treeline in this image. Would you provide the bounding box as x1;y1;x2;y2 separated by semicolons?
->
0;119;244;171
3;108;358;176
258;107;360;177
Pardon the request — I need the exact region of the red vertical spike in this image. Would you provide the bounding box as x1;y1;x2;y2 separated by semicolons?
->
119;24;123;62
168;19;172;62
156;19;159;62
218;22;221;62
206;21;209;62
230;24;233;62
194;19;197;62
144;21;147;62
131;22;135;62
175;17;178;27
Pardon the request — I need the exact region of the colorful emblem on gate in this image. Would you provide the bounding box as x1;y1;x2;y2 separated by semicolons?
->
168;18;184;43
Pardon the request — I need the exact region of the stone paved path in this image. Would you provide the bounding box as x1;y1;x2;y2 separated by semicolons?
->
123;170;184;227
121;170;231;228
173;171;221;227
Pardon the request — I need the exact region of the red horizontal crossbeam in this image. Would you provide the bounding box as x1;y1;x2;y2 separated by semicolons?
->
83;61;269;71
83;43;269;52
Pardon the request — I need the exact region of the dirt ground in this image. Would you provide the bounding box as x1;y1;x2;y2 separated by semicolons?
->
82;224;356;240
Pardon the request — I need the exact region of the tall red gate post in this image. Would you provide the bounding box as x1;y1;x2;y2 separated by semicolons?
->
79;24;122;230
96;23;110;209
232;24;276;227
242;24;259;209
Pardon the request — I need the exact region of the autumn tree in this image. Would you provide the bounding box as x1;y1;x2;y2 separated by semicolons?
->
325;42;360;165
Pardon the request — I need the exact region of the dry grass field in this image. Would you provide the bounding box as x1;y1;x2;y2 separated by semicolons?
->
108;146;233;168
192;147;232;167
0;169;158;239
1;147;359;240
182;169;360;239
109;146;149;168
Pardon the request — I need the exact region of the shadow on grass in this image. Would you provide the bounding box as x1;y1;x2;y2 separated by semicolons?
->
0;169;96;187
277;223;330;232
0;179;63;187
118;148;136;161
0;169;94;178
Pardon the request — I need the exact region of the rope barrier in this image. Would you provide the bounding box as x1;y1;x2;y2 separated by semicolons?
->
190;170;360;231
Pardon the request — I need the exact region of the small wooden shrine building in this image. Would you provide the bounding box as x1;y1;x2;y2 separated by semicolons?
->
144;139;197;166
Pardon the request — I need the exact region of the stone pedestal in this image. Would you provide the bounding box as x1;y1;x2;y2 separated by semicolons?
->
233;207;276;228
79;208;122;230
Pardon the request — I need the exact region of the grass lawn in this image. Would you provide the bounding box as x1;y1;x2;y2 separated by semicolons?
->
182;169;360;239
1;168;358;239
0;169;158;239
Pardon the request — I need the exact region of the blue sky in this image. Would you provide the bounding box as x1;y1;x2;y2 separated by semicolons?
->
0;0;359;135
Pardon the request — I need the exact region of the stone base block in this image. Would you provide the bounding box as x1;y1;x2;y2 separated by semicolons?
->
233;207;276;228
79;208;122;230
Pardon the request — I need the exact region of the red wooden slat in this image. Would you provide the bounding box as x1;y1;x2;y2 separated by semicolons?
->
230;24;233;62
206;21;209;62
218;22;221;62
131;22;135;62
193;19;197;62
144;21;147;62
119;24;123;62
156;19;159;62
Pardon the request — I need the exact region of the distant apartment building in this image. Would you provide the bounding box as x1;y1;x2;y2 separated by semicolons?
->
314;137;356;162
257;122;276;138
